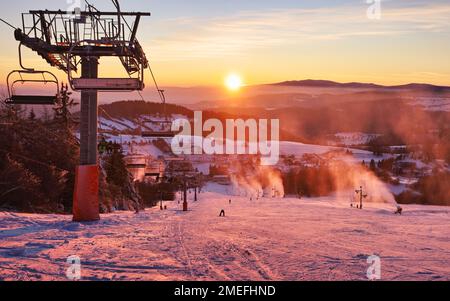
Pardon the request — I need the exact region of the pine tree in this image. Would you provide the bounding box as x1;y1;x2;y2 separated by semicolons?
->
53;83;78;129
0;99;79;212
105;144;128;188
101;143;143;211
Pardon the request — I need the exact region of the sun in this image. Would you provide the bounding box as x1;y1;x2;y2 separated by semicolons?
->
225;73;243;91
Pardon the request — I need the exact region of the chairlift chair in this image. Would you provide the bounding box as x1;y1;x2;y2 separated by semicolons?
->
145;172;161;177
141;119;179;138
141;90;181;138
127;163;146;168
5;70;60;105
142;130;177;139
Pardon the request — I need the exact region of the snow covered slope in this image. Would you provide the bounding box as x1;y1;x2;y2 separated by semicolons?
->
0;187;448;281
279;141;390;162
331;132;381;146
408;96;450;112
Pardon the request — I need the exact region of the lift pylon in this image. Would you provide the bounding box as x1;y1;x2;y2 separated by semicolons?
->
4;1;151;222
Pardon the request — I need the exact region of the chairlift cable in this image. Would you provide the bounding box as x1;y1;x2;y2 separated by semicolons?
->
138;90;145;102
99;106;116;122
145;60;172;128
147;62;165;103
0;18;17;30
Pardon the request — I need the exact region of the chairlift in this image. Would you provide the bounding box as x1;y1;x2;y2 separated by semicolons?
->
127;163;146;168
64;1;147;92
4;43;60;105
142;130;178;138
141;90;181;138
67;0;148;91
66;40;146;92
61;0;147;91
145;172;161;177
5;69;60;105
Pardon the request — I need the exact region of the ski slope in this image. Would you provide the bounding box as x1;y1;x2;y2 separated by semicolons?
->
0;186;449;281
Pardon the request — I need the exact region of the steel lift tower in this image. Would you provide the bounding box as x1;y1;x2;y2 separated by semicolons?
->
6;1;150;221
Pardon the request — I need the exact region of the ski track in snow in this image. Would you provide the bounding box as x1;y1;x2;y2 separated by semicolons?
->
0;189;449;281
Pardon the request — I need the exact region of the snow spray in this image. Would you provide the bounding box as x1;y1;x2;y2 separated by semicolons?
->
331;159;399;207
231;164;285;198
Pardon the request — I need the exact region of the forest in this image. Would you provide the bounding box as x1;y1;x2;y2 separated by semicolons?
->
0;87;142;213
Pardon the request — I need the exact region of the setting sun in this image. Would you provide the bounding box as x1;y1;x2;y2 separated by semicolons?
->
225;73;243;91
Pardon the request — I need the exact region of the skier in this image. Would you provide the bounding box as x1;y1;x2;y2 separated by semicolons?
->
395;206;403;215
229;199;232;205
219;210;226;217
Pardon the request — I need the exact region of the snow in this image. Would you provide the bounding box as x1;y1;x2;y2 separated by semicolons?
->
397;177;419;186
193;163;210;175
99;113;391;167
167;139;388;164
99;117;131;131
387;184;407;195
279;141;390;163
129;144;165;158
102;134;166;158
280;141;342;156
1;186;449;281
99;114;189;133
332;132;381;146
408;96;450;112
118;118;138;129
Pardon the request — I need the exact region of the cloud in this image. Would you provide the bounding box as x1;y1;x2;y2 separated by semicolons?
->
145;2;450;61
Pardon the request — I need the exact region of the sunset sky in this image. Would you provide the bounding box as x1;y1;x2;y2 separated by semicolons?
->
0;0;449;88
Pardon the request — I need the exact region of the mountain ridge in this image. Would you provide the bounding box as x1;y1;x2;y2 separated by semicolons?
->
271;79;450;92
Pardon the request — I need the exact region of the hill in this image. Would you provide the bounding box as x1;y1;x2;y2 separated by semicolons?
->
272;79;450;93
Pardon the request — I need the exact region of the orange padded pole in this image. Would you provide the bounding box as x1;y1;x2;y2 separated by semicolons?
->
73;165;100;222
